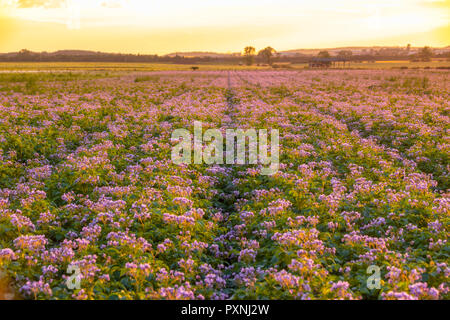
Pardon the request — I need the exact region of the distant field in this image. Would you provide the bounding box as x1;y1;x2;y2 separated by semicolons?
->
0;60;448;72
292;60;450;70
339;60;450;69
0;62;268;72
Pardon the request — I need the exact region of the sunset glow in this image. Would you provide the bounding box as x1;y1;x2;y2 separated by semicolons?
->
0;0;449;53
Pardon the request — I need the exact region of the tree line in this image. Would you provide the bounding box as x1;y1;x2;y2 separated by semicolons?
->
243;45;446;66
0;46;447;64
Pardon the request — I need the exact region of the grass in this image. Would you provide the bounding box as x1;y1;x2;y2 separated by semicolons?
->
368;76;434;95
134;75;161;83
0;71;116;94
0;71;111;82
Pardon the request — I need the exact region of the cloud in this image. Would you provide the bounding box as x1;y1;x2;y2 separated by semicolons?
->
16;0;65;8
422;0;450;8
15;0;127;9
101;1;123;9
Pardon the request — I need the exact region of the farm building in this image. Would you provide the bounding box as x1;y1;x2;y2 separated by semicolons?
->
308;57;351;68
309;58;333;68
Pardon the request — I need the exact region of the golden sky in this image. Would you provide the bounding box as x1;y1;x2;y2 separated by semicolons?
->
0;0;449;54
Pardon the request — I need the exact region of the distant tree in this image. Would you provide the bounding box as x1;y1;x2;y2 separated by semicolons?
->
337;50;352;59
419;46;433;61
406;43;411;53
318;50;331;58
243;46;256;66
258;47;276;65
17;49;37;61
